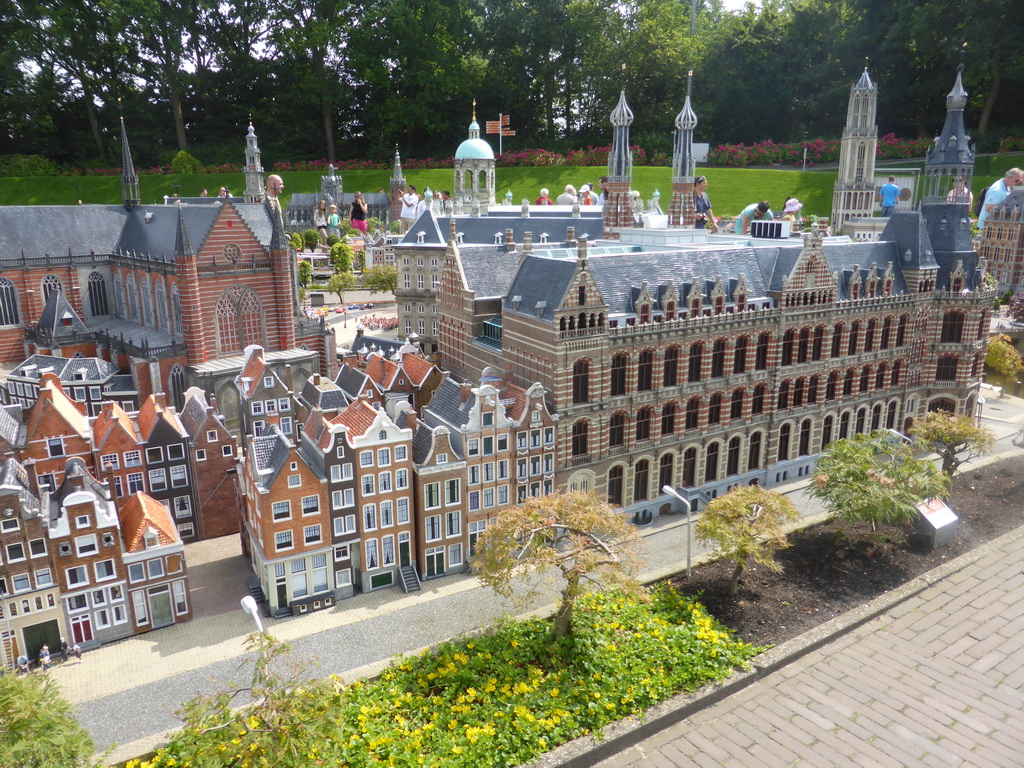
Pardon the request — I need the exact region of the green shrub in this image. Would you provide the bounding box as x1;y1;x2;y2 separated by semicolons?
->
301;228;322;251
0;154;59;177
366;217;384;233
326;233;341;247
0;672;94;767
289;232;303;251
169;150;204;174
139;587;758;768
330;241;354;273
389;219;403;234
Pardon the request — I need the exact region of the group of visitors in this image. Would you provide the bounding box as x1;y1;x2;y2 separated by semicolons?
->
398;186;452;232
15;638;82;673
538;177;610;206
314;193;369;243
693;176;803;235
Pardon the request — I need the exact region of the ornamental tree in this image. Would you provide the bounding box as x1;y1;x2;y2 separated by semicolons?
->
812;431;951;529
0;672;94;767
695;486;799;596
910;411;994;477
471;491;645;638
329;241;353;274
360;265;397;295
326;271;356;304
985;334;1024;379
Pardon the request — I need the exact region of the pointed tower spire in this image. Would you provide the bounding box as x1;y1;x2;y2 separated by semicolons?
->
603;85;635;239
243;118;265;203
390;146;407;226
174;202;195;257
922;64;974;205
120;111;140;211
668;81;699;227
831;66;879;233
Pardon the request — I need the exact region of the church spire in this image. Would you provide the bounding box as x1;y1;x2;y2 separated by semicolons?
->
831;66;879;233
602;87;635;238
174;202;195;257
120;116;140;211
243;119;265;203
668;83;699;228
922;64;974;205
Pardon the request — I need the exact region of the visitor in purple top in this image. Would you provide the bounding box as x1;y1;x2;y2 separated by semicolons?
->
878;176;900;216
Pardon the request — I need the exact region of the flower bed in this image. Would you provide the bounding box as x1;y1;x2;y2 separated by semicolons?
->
127;586;759;768
708;133;933;167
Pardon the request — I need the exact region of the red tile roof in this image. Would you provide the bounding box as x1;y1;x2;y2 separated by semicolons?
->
92;402;137;449
236;347;267;398
334;399;379;438
26;373;88;439
120;492;181;553
402;354;435;387
364;354;398;389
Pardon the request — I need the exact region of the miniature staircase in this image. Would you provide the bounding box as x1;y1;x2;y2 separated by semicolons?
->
399;565;421;593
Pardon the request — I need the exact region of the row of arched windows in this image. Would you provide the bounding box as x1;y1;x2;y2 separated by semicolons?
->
0;273;112;328
113;270;180;334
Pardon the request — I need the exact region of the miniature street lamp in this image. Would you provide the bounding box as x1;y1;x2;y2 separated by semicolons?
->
240;595;264;633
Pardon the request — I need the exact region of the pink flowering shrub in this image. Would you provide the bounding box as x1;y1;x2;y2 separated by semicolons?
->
707;134;934;168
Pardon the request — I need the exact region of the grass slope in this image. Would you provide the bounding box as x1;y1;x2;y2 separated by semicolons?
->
4;154;1021;221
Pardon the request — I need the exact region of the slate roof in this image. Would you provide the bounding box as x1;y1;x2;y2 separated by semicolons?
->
822;241;910;299
878;212;939;271
250;424;292;489
178;390;210;438
422;377;473;430
120;492;181;553
35;290;89;337
399;211;604;248
0;405;23;448
335;364;371;399
9;354;119;383
115;203;219;260
0;205;127;260
91;402;137;450
298;376;350;414
410;419;436;464
0;457;33;498
457;244;525;299
105;375;138;394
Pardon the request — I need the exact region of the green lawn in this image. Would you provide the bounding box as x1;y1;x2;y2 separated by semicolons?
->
3;153;1020;221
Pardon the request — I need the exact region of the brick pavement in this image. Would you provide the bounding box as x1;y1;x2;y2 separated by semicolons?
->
594;525;1024;768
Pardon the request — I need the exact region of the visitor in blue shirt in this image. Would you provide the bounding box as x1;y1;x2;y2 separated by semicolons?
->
878;176;900;216
978;168;1022;230
733;201;773;235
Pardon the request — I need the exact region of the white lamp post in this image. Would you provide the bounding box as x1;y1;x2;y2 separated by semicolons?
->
240;595;264;634
662;485;694;577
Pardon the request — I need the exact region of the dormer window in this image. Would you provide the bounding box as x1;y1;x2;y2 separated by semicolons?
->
639;304;650;323
144;531;159;549
456;232;464;244
736;293;746;311
715;296;724;315
417;231;425;243
494;232;503;244
540;233;549;244
665;301;675;320
851;283;860;300
951;276;963;292
263;376;274;389
691;298;700;313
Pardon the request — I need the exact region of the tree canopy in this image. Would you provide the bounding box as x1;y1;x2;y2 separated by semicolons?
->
910;411;994;477
2;0;1020;167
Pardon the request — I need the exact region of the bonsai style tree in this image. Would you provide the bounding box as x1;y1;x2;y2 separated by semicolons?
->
472;491;645;638
695;485;799;596
910;411;994;477
985;334;1024;379
812;431;951;530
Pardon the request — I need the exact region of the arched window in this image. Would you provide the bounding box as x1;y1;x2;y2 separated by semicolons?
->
781;329;796;366
708;394;722;424
777;380;791;410
663;346;679;386
572;359;589;404
171;285;182;334
831;323;844;358
658;453;674;490
871;404;882;431
126;274;138;321
633;459;650;501
880;317;892;349
42;274;63;301
733;336;748;373
777;424;791;461
608;412;627;447
886;402;898;429
936;356;958;382
0;278;20;325
216;285;266;355
87;272;108;317
113;274;124;318
637;350;654;391
860;366;871;393
826;372;839;400
661;402;677;435
751;384;766;415
607;465;624;506
168;364;186;411
730;389;744;419
755;333;770;370
727;436;741;476
682;447;697;486
704;443;719;483
571;421;589;457
610;353;627;396
839;411;851;439
155;279;168;329
847;321;860;355
798;419;812;456
635;407;653;441
710;340;726;378
864;319;876;352
896;315;908;346
748;432;763;470
141;276;153;326
821;416;834;450
812;326;824;361
855;408;866;434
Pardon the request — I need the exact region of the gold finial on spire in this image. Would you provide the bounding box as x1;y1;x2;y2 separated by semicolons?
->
472;98;476;121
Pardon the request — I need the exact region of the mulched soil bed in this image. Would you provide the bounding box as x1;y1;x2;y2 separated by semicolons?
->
667;455;1024;648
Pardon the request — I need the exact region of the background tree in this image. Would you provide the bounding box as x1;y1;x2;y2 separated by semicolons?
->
472;491;645;637
985;334;1024;379
360;265;398;295
297;259;312;288
326;271;356;304
910;412;995;477
0;672;94;768
330;241;353;274
812;431;951;531
695;485;799;596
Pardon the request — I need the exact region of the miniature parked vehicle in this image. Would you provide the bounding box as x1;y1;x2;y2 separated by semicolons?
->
362;303;374;309
348;304;361;310
335;307;344;314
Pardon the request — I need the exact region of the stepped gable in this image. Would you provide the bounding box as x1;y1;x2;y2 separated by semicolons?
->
92;401;137;449
115;203;219;259
454;244;526;299
35;289;89;337
0;205;127;260
120;491;181;552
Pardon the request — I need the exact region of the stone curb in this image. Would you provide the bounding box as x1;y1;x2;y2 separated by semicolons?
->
522;522;1024;768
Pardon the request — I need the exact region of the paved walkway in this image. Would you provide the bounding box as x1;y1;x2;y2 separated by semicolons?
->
595;524;1024;768
50;395;1024;764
